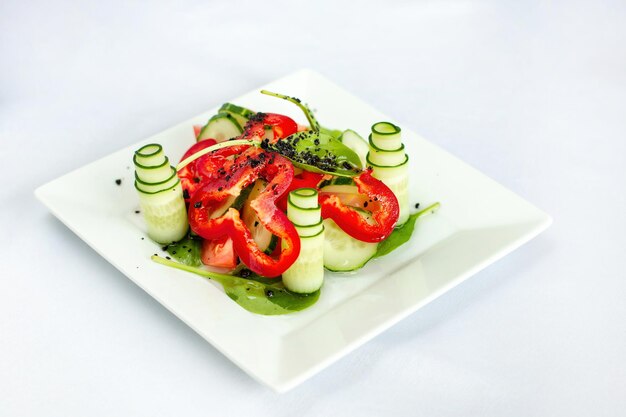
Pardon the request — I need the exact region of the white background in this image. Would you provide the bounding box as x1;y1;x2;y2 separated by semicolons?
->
1;0;625;415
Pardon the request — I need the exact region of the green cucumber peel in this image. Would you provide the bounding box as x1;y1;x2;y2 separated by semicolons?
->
373;202;441;259
151;256;319;315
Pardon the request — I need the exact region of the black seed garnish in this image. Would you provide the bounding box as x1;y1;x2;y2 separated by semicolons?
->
188;249;192;253
239;268;252;278
162;245;168;251
183;189;190;199
165;256;171;260
194;201;202;208
254;221;259;227
374;197;378;201
193;177;200;183
266;290;274;298
415;203;420;209
141;237;144;240
135;210;140;214
115;179;122;185
172;251;176;255
364;201;368;208
154;253;158;257
218;187;223;192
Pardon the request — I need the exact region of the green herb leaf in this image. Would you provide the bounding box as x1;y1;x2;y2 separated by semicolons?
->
267;130;362;177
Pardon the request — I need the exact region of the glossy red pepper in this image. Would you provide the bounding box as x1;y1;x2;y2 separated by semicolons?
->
276;170;324;212
178;140;251;202
188;147;300;277
319;170;399;242
241;112;298;142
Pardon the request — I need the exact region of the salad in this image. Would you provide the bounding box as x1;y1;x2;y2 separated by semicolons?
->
133;91;439;315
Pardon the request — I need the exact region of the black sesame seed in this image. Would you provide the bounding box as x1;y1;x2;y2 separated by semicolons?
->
135;210;140;214
266;290;274;298
415;203;420;209
239;269;252;278
165;256;171;260
364;201;368;208
115;179;122;185
194;201;202;208
183;189;190;199
193;177;200;183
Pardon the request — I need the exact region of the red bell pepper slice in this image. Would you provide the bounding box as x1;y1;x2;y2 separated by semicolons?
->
241;112;298;142
188;148;300;277
319;170;399;242
276;170;324;212
178;140;251;202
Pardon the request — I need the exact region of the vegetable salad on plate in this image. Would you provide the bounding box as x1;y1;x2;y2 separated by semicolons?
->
133;91;439;315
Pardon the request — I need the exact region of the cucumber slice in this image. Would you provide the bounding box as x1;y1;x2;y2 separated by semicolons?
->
339;129;369;167
282;229;325;294
134;143;166;167
367;135;406;166
197;112;243;142
283;188;324;293
323;218;378;272
133;154;172;184
367;153;410;226
241;180;275;253
287;198;321;226
134;144;189;244
134;167;178;194
137;181;188;244
371;121;402;151
295;220;324;237
288;188;318;209
219;103;254;128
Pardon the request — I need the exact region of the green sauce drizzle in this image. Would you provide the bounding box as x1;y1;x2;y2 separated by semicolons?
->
151;256;319;315
164;234;202;267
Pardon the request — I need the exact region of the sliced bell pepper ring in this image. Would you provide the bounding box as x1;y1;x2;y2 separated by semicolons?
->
178;140;251;202
178;139;216;202
319;169;399;243
188;147;300;277
241;112;298;143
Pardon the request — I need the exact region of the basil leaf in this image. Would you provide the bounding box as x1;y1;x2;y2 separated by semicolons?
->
267;131;362;177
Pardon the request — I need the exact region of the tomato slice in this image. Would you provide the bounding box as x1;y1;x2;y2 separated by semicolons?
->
201;236;238;269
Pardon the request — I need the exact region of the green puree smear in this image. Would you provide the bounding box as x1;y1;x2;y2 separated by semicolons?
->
163;234;202;267
153;202;438;315
151;256;319;315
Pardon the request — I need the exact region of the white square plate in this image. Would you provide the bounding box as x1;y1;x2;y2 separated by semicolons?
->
35;69;551;392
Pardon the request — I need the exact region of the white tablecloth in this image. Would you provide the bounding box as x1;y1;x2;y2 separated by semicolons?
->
2;1;625;415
